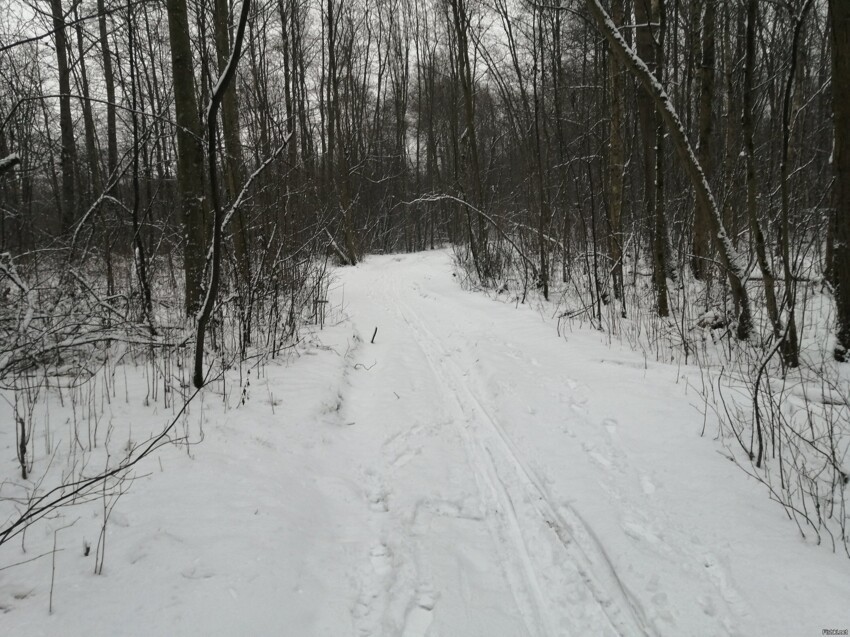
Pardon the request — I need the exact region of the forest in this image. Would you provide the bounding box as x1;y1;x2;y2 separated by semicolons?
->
1;0;849;632
1;0;848;355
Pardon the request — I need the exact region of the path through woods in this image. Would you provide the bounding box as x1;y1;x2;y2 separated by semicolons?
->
331;251;847;636
4;251;848;636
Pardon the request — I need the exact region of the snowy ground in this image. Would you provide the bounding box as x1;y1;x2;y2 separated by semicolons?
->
2;250;849;636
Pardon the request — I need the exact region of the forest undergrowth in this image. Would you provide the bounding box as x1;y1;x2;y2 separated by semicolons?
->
0;246;331;569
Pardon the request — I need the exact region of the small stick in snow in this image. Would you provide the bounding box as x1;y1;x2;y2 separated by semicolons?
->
371;327;378;344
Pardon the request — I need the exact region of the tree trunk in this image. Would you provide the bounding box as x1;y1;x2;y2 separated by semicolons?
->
830;0;850;360
635;0;669;316
194;0;253;387
777;0;813;368
127;0;153;317
743;0;781;341
97;0;117;177
533;6;552;301
74;6;100;202
607;0;626;305
97;0;117;294
448;0;487;278
326;0;357;264
166;0;208;314
693;0;715;280
49;0;76;232
213;0;251;288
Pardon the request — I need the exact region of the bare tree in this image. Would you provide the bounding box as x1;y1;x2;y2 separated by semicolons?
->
166;0;208;313
831;0;850;361
49;0;76;231
692;0;714;281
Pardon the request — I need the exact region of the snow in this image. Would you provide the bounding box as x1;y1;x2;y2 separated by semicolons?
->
0;154;20;173
2;250;849;635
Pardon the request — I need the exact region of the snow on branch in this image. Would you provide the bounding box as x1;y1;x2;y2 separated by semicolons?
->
0;153;20;175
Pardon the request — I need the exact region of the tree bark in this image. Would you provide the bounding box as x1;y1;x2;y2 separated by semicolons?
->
166;0;208;314
96;0;117;294
743;0;781;341
448;0;487;279
777;0;813;368
49;0;76;232
97;0;117;177
194;0;252;388
73;5;100;201
693;0;715;280
830;0;850;360
607;0;626;304
213;0;251;289
635;0;670;316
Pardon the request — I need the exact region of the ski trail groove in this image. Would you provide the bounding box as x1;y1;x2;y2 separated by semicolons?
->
387;275;653;637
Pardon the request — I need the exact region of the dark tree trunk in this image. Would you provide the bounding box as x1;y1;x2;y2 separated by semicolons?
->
693;0;715;280
213;0;250;289
830;0;850;360
743;0;781;340
607;0;626;304
50;0;76;232
166;0;208;313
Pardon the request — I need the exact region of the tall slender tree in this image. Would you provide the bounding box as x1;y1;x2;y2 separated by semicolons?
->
693;0;715;281
166;0;208;313
49;0;76;231
830;0;850;361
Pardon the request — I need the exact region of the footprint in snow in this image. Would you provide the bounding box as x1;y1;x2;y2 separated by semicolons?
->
622;520;666;551
644;575;676;623
698;594;718;617
702;552;750;619
401;592;436;637
365;479;389;512
181;564;215;580
391;450;418;469
582;441;613;469
352;542;396;630
569;395;588;415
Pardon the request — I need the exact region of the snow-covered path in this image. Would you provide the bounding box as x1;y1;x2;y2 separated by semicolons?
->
4;250;849;636
339;255;650;636
332;251;848;636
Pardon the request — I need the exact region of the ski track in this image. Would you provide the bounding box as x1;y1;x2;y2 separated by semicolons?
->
388;276;652;637
335;253;765;636
337;259;658;637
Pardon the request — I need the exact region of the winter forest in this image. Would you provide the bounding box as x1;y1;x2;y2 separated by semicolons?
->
1;0;849;633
